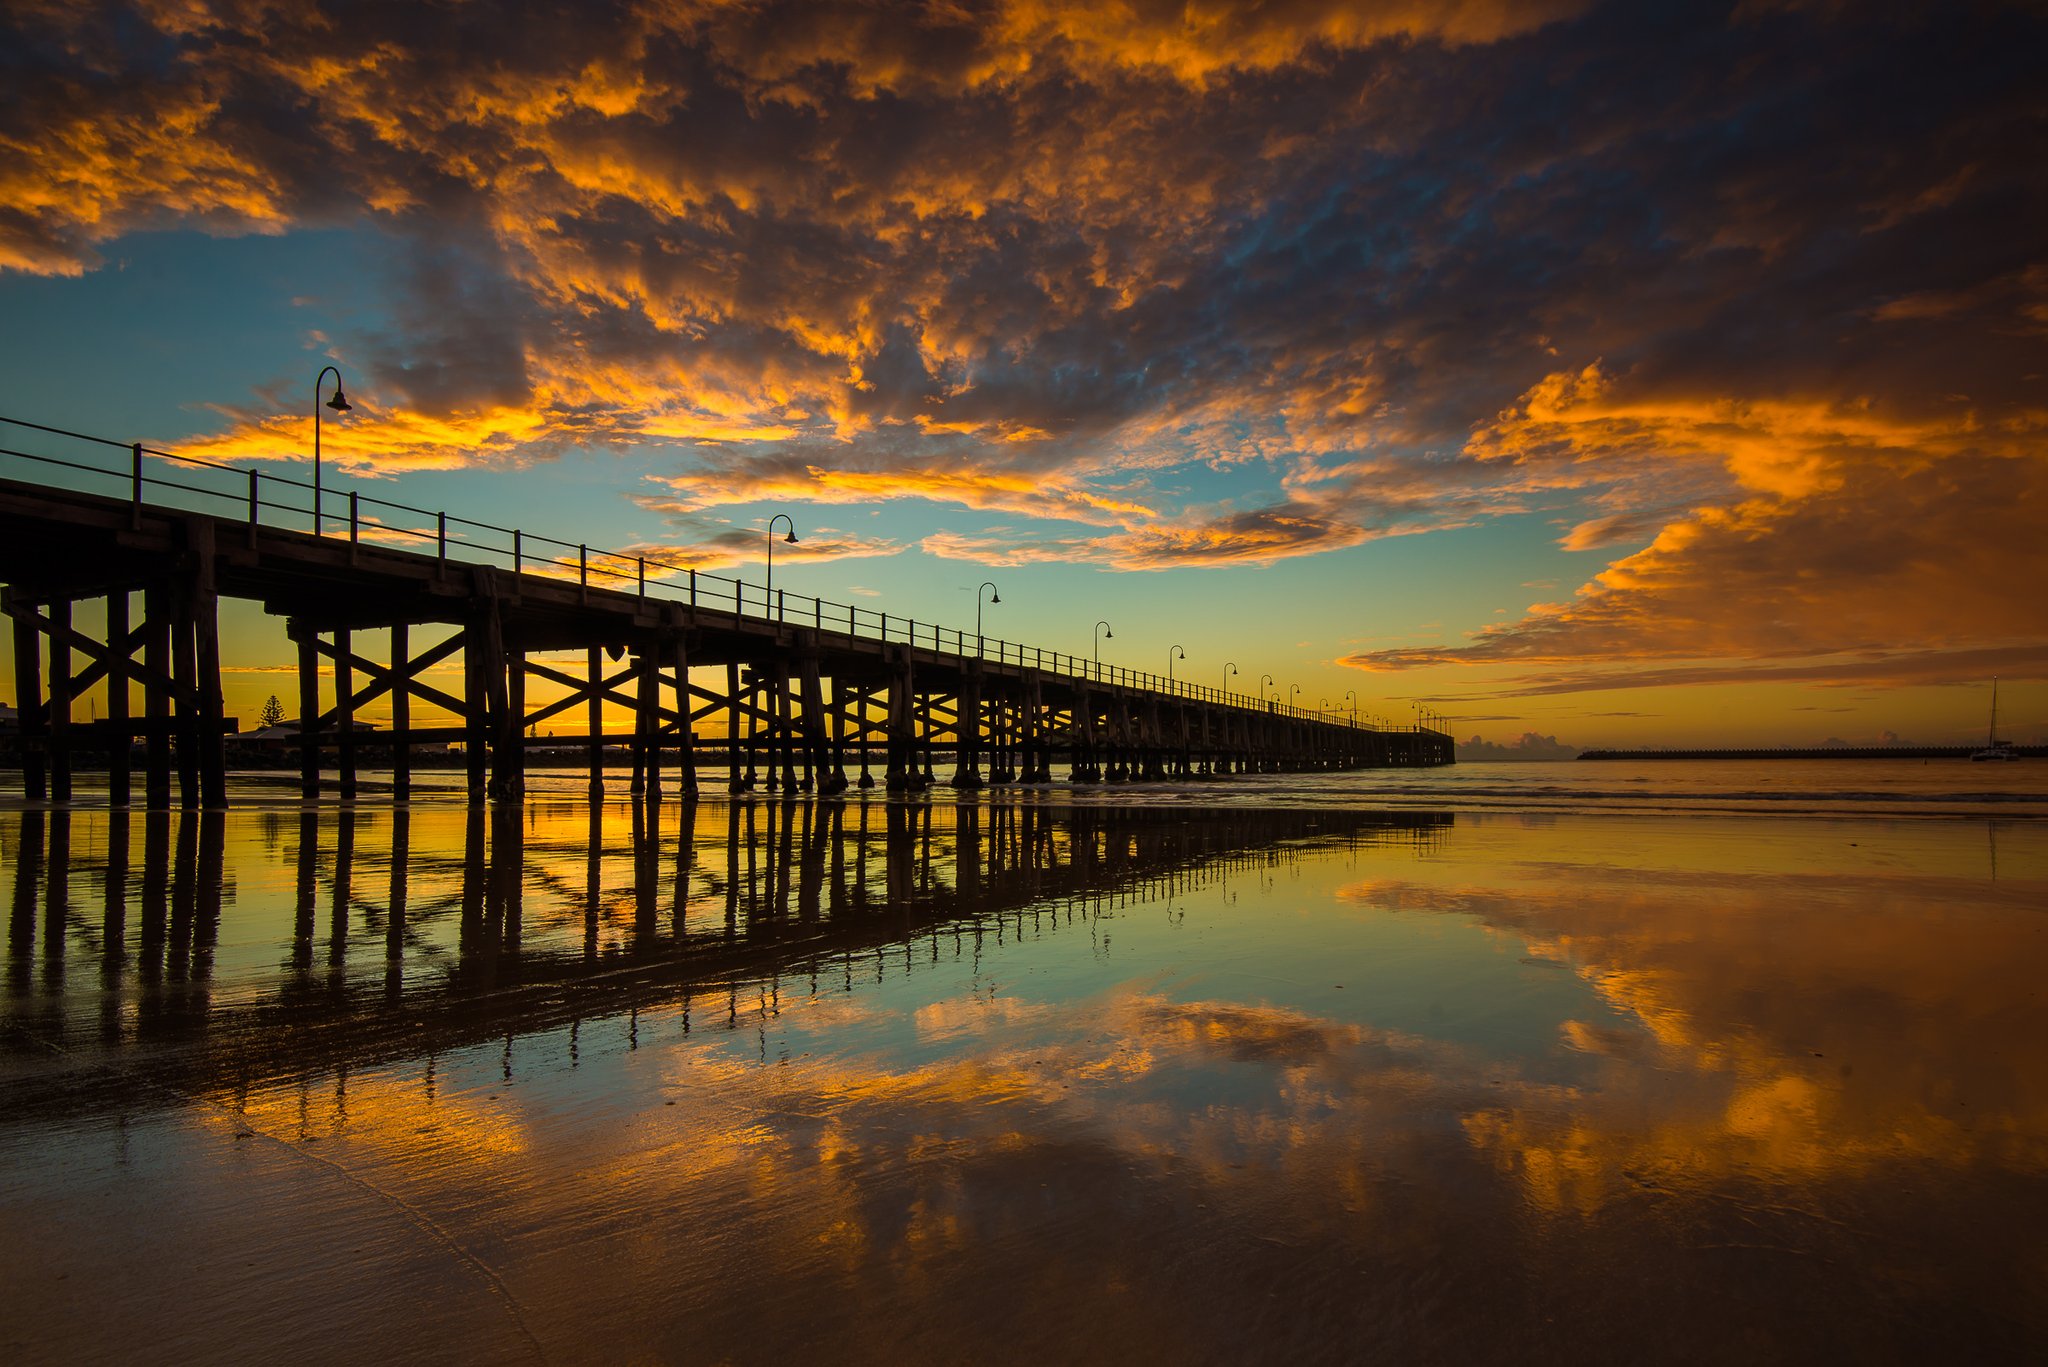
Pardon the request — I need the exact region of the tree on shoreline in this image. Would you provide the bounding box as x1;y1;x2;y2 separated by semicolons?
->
259;694;285;729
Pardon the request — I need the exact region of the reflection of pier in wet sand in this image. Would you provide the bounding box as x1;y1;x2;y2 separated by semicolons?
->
2;800;1449;1114
4;795;2045;1364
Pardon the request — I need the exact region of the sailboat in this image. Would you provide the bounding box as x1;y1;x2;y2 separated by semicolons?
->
1971;677;2020;761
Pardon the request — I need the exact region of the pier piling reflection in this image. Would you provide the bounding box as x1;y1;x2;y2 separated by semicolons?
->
3;794;2044;1363
1;798;1449;1100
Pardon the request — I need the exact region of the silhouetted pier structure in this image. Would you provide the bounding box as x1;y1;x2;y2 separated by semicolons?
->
0;800;1451;1113
0;416;1453;807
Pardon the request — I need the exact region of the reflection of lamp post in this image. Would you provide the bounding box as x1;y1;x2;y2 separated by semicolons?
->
313;365;350;536
976;581;1000;638
1223;662;1238;699
765;514;798;605
1094;619;1113;679
1168;644;1185;688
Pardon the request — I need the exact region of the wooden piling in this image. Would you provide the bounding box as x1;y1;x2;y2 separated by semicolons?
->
479;588;518;802
586;645;604;796
463;625;487;804
6;589;47;801
144;591;173;808
106;590;130;806
777;664;799;792
171;582;199;809
726;661;744;793
953;673;982;787
189;521;226;809
855;680;875;789
335;626;356;802
390;623;411;801
48;598;72;802
501;643;526;799
633;649;657;800
885;660;912;791
669;618;697;798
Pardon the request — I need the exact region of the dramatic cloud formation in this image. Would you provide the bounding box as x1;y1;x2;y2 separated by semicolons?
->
3;0;2043;681
1343;363;2048;685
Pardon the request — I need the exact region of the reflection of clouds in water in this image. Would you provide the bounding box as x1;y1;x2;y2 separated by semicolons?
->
10;804;2048;1358
1334;868;2048;1215
112;816;2048;1239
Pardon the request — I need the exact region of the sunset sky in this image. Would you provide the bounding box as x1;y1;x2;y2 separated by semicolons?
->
3;0;2043;747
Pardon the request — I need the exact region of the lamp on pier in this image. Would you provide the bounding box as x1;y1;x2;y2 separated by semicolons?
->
314;365;350;536
1168;644;1185;687
1223;661;1239;698
977;581;1000;639
765;514;799;608
1094;619;1113;679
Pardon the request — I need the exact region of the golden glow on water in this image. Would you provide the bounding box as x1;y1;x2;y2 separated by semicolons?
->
3;795;2045;1361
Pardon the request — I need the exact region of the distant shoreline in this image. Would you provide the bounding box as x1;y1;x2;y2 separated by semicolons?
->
1579;746;2041;761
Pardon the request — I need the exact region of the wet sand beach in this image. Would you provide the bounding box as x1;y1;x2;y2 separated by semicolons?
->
3;781;2046;1363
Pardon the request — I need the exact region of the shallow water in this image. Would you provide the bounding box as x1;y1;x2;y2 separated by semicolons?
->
3;788;2046;1363
216;756;2048;817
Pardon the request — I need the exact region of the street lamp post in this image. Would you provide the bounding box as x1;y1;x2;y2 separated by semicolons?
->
1344;689;1358;726
1094;620;1113;680
1223;662;1238;699
1259;673;1274;707
765;514;798;611
976;581;1000;642
313;365;350;536
1167;644;1185;689
1289;683;1301;712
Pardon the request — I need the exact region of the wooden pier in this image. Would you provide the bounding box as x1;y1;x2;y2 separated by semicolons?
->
0;417;1453;807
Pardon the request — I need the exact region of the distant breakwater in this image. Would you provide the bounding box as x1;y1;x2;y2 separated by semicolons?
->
1579;746;2042;761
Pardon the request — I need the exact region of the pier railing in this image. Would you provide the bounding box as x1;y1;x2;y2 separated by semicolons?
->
1;414;1414;732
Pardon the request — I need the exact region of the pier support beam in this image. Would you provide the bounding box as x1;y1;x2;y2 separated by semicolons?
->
668;615;698;799
5;589;47;801
390;623;411;801
952;670;983;788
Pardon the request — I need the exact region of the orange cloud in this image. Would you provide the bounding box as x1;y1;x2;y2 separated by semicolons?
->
1344;364;2048;679
7;0;2045;695
642;463;1157;526
921;499;1373;570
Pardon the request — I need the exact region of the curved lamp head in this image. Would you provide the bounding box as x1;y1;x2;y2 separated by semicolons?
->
784;530;799;545
990;590;1001;604
1104;627;1113;639
325;386;351;414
